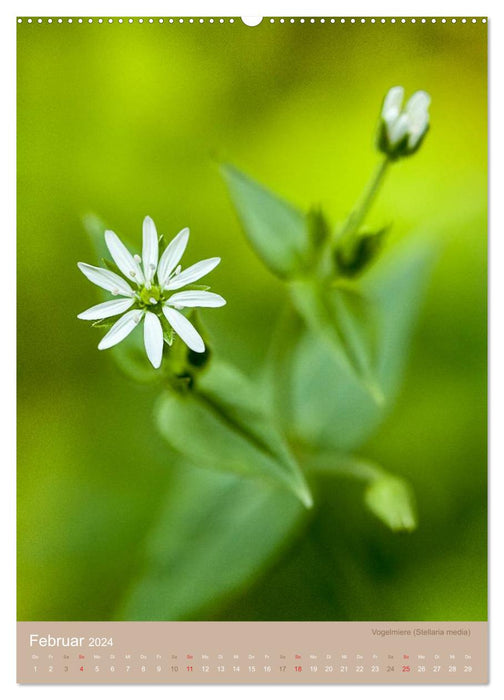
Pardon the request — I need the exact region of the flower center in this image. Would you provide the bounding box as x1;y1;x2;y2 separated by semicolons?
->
140;285;161;306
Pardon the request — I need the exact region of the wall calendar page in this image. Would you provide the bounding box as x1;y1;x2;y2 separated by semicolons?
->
17;14;488;686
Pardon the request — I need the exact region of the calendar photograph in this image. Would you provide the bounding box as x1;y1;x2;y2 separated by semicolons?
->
17;15;487;684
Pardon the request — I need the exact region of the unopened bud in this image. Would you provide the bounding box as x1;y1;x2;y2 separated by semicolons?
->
335;227;388;277
378;86;430;159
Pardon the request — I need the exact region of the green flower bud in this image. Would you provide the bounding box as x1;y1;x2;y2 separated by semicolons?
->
335;226;388;277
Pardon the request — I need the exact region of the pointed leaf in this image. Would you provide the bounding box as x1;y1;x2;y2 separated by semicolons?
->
273;233;439;451
155;360;313;508
289;279;382;403
222;164;311;278
117;464;305;620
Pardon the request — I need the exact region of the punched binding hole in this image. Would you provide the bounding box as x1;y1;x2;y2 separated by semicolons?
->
241;17;263;27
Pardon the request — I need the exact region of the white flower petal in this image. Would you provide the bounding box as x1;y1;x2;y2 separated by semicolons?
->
142;216;159;285
407;120;429;149
166;290;226;308
157;227;190;288
382;86;404;121
406;90;431;121
387;113;409;147
105;230;144;284
77;298;134;320
143;311;164;369
405;91;430;148
98;310;143;350
162;306;205;353
164;257;221;291
77;262;134;297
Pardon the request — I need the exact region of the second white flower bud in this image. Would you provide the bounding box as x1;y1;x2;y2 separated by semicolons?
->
378;86;431;159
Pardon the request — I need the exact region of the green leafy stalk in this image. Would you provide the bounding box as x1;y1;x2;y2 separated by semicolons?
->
221;165;386;400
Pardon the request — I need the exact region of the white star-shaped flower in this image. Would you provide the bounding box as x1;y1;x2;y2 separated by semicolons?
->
77;216;226;368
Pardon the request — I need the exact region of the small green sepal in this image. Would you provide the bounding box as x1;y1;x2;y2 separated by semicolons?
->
335;226;388;277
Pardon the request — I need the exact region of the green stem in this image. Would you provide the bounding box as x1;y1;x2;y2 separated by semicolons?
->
299;450;384;484
336;156;390;244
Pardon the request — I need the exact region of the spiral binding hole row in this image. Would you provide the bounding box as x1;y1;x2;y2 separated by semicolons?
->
17;17;487;25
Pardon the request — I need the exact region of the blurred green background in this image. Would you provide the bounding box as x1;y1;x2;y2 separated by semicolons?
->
17;18;487;621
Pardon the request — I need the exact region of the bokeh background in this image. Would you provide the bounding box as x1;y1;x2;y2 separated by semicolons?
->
17;18;487;621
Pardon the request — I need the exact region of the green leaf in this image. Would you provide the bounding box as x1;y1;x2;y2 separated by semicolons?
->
303;452;417;532
288;279;382;403
272;233;439;452
365;233;439;394
221;164;311;279
155;360;313;508
116;464;305;620
364;475;417;532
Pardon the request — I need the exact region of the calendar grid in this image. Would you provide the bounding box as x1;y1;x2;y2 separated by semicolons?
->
17;621;488;684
